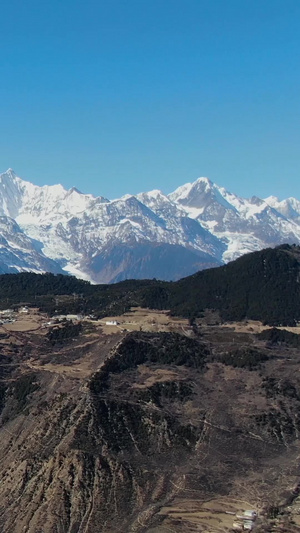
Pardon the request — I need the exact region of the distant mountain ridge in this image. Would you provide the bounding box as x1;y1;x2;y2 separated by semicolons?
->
0;168;299;282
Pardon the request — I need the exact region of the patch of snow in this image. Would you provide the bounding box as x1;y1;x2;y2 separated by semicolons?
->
62;264;94;283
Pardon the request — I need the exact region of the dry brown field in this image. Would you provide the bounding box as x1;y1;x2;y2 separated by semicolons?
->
98;306;189;334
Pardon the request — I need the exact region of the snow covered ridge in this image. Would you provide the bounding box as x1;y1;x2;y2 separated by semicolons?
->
0;168;299;283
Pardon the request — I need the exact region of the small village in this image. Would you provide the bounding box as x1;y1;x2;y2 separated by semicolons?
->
0;306;30;325
231;509;257;531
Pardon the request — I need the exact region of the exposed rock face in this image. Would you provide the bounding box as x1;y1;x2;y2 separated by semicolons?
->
169;177;300;262
0;332;207;532
85;242;219;283
0;169;300;281
0;322;300;532
0;170;223;282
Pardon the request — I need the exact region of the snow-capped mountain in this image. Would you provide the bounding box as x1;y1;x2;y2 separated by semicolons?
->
0;168;299;282
169;177;300;261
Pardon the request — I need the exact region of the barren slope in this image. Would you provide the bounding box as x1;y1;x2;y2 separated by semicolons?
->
0;314;299;531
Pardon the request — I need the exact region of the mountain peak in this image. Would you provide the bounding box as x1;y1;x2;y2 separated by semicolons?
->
0;170;298;283
169;176;225;210
169;176;216;202
69;186;82;195
6;168;15;174
147;189;164;197
1;168;17;180
195;176;213;187
265;195;280;206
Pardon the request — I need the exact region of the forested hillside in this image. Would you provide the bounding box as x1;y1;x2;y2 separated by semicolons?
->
0;245;299;325
169;244;300;325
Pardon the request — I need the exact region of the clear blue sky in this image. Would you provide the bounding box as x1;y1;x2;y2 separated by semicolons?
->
0;0;299;199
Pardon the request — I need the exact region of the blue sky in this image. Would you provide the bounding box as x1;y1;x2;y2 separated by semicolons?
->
0;0;299;199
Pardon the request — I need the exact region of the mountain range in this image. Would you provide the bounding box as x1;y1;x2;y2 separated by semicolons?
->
0;168;300;282
0;249;299;531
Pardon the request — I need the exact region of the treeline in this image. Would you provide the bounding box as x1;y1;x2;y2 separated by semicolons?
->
0;245;299;326
217;348;269;370
0;272;92;298
168;245;300;326
0;272;161;317
258;327;300;347
47;322;83;345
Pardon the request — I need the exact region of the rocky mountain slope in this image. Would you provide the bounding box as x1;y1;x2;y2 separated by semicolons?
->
0;258;300;530
0;309;300;532
0;168;300;282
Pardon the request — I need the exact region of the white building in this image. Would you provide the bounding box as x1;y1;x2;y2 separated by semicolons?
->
232;522;243;532
243;520;254;531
